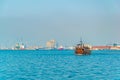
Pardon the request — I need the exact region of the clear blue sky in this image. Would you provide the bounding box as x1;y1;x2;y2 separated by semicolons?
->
0;0;120;47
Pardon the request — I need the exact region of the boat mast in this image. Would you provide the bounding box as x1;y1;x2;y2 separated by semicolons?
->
80;38;83;47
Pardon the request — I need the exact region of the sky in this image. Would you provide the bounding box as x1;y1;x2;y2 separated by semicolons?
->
0;0;120;47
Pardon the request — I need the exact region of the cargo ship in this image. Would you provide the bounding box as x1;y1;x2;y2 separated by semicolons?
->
75;40;91;55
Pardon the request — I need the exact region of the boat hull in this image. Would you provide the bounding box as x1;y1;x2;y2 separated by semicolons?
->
75;47;91;55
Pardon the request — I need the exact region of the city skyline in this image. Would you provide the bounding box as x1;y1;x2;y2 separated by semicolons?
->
0;0;120;47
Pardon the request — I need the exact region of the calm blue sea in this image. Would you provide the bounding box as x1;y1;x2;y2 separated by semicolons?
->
0;50;120;80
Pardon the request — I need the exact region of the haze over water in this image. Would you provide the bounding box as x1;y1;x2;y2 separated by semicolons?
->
0;50;120;80
0;0;120;47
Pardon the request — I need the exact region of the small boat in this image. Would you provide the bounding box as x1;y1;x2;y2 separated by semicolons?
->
75;40;91;55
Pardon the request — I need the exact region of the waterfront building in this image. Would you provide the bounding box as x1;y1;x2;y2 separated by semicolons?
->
46;40;56;49
110;46;120;50
92;45;120;50
92;46;111;50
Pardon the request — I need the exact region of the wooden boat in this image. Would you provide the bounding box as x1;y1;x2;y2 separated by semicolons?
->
75;40;91;55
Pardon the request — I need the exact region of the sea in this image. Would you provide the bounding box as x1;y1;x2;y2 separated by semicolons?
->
0;50;120;80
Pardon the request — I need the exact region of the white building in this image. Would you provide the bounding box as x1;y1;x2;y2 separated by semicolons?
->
46;40;56;49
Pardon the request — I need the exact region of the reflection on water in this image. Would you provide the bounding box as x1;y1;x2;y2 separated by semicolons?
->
0;50;120;80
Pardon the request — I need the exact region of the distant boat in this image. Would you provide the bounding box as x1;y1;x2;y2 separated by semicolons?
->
58;45;64;50
75;40;91;55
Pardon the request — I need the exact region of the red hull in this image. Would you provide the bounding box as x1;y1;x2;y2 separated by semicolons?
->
75;47;91;55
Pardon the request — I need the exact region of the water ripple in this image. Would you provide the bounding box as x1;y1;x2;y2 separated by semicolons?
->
0;50;120;80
